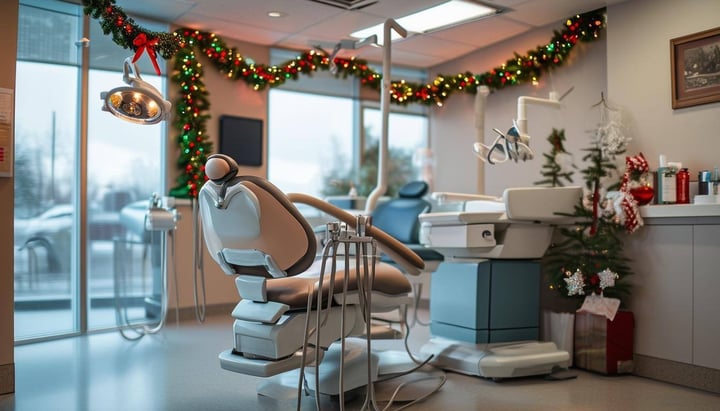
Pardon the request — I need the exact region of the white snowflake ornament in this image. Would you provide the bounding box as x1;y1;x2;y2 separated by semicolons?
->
597;268;619;290
565;269;586;296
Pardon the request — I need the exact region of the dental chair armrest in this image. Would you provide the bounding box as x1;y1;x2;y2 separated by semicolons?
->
432;192;502;204
288;193;425;276
232;299;290;324
236;275;268;302
221;248;288;278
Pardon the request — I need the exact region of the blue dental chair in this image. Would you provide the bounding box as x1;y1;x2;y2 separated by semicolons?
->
370;181;444;268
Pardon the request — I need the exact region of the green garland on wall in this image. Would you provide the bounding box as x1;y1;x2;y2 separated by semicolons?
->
82;0;606;197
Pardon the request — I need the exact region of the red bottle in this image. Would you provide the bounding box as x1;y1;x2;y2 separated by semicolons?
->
676;168;690;204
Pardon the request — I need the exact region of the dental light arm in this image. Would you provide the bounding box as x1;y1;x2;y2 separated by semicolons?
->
365;19;407;214
515;92;561;146
328;35;378;74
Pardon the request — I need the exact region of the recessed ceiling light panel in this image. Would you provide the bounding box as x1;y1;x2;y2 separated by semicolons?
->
351;0;502;43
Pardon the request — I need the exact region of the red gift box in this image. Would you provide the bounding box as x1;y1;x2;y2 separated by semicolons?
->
574;311;634;374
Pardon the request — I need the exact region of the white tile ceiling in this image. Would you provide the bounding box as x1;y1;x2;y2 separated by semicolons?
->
114;0;628;68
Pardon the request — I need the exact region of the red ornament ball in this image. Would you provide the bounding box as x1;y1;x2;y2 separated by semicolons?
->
630;185;654;206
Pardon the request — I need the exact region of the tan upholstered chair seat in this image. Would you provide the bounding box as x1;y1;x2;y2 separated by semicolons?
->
265;258;412;310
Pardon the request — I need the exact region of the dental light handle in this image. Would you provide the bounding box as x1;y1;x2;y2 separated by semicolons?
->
122;56;155;92
365;19;407;214
122;57;141;84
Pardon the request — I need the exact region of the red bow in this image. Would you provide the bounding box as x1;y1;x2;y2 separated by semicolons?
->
132;33;161;75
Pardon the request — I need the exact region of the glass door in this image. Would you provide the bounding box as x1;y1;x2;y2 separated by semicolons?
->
13;0;167;341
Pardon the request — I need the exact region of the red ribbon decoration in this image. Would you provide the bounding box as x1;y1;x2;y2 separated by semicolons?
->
620;152;649;192
619;152;649;233
132;33;161;75
590;183;599;236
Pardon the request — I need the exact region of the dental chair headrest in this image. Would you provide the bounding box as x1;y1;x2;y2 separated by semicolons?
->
206;154;239;184
205;154;241;208
398;181;429;199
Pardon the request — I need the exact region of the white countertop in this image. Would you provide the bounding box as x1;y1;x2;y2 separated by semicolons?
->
640;203;720;218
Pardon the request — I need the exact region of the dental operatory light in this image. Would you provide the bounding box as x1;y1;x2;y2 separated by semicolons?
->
100;57;171;125
474;87;573;165
350;0;502;44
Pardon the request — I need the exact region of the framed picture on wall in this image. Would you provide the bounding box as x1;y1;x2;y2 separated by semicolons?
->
670;26;720;109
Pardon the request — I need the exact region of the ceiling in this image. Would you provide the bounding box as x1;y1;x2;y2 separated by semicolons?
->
113;0;625;68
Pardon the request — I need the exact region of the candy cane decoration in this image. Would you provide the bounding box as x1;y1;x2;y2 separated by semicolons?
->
619;152;649;233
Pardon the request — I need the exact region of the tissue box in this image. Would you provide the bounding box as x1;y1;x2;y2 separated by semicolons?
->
574;311;634;374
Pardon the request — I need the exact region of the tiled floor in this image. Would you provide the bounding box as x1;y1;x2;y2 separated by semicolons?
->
1;311;718;411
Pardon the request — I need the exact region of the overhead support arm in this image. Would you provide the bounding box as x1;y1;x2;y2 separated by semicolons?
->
365;19;407;214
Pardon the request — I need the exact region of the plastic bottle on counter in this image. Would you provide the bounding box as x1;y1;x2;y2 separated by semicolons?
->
656;155;677;204
698;170;712;195
676;168;689;204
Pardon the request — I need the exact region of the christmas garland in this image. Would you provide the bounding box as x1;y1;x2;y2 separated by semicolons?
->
82;0;606;197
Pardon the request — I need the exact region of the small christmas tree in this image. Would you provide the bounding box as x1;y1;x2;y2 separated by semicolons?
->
534;128;575;187
542;102;636;305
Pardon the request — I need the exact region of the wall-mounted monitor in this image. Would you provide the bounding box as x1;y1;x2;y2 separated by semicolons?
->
219;115;263;166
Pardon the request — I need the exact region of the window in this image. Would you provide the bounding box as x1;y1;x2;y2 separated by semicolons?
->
267;90;355;197
267;49;429;202
361;107;429;196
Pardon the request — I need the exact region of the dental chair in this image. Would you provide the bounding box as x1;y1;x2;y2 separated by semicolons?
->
198;154;425;399
371;181;444;270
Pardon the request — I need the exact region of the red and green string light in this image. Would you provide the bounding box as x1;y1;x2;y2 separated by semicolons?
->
82;0;606;198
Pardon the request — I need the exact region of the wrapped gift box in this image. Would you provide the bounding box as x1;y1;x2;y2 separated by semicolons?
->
574;311;634;374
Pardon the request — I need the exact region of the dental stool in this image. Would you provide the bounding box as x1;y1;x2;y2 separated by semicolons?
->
198;154;424;398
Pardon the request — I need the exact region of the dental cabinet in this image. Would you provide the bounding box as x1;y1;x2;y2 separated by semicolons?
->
625;204;720;393
430;260;540;344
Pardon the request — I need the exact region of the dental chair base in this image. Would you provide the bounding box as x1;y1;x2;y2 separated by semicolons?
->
421;338;569;379
244;338;380;399
220;304;365;377
421;260;570;379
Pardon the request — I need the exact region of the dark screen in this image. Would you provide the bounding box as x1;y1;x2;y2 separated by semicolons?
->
219;115;263;166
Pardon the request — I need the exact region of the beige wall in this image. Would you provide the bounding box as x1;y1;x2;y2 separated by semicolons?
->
607;0;720;172
429;0;720;195
429;20;607;196
0;0;18;395
164;36;271;310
